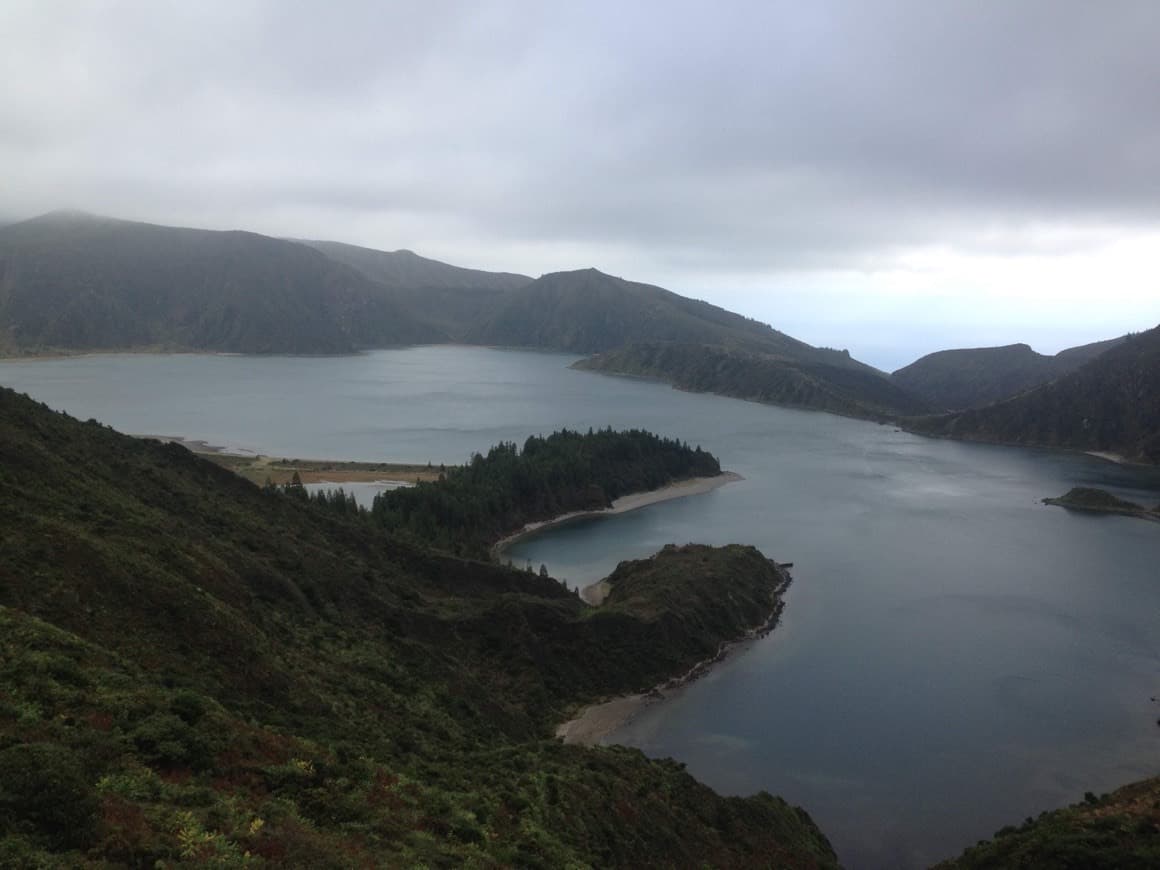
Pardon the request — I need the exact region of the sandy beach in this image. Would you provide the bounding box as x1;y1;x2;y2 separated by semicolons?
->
1086;450;1128;465
557;572;790;746
491;471;743;562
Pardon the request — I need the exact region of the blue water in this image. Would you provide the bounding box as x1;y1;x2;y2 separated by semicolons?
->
3;346;1158;868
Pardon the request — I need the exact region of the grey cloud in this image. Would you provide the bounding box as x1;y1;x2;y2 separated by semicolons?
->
2;1;1159;288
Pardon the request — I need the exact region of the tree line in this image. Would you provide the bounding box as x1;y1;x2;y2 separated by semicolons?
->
367;427;720;558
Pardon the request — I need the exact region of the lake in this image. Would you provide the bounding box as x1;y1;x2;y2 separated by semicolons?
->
3;346;1158;868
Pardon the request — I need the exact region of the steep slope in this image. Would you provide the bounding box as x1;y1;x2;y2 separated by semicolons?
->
936;776;1160;869
892;336;1126;411
576;341;932;420
0;387;836;867
300;239;532;337
0;212;445;354
906;324;1160;462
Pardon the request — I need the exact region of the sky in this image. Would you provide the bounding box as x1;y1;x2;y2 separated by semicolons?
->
3;1;1159;370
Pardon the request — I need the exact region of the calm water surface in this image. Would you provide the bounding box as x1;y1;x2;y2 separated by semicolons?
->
3;347;1158;868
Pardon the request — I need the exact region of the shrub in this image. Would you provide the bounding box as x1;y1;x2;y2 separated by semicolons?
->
0;743;99;849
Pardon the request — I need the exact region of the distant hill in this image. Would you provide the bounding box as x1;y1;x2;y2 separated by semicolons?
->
299;239;532;337
0;211;928;421
466;267;843;361
576;341;932;420
906;324;1160;463
891;337;1125;411
463;267;926;420
0;211;446;354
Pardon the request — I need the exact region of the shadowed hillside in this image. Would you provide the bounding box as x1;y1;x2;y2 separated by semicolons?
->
906;324;1160;463
936;776;1160;869
576;341;932;420
0;386;836;868
892;337;1125;411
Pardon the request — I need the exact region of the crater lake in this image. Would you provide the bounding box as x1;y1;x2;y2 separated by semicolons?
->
3;345;1158;868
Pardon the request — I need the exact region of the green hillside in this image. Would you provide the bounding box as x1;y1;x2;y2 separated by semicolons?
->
575;341;932;421
891;337;1125;411
0;387;835;868
906;324;1160;462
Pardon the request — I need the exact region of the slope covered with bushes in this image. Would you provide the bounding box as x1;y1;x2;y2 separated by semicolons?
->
0;387;834;867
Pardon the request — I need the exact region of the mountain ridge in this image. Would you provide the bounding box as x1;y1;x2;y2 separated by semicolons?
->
0;211;914;423
904;324;1160;463
892;336;1128;411
0;211;447;354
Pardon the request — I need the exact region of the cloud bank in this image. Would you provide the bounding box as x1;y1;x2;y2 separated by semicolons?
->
3;1;1159;366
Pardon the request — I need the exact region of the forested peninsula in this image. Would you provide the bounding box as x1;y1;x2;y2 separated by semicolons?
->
0;388;835;868
1043;487;1160;522
367;427;722;559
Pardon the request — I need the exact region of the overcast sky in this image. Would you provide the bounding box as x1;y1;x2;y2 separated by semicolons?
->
3;1;1159;369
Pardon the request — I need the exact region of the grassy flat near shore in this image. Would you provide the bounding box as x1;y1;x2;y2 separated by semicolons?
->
194;451;445;486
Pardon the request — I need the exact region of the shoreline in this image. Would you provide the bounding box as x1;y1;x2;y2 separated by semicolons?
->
491;471;744;562
556;567;792;746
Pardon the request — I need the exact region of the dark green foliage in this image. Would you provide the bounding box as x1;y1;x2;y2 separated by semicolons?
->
891;337;1126;411
0;743;99;850
906;324;1160;463
370;428;721;557
575;341;931;421
936;777;1160;869
0;386;835;867
1043;487;1159;520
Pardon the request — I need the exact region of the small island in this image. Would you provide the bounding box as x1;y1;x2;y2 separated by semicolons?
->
1042;487;1160;522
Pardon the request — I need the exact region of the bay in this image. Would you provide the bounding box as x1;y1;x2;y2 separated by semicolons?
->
3;346;1158;868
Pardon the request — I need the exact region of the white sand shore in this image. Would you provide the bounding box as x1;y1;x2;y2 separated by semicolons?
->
555;694;651;745
491;471;743;562
556;591;788;746
1086;450;1128;464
